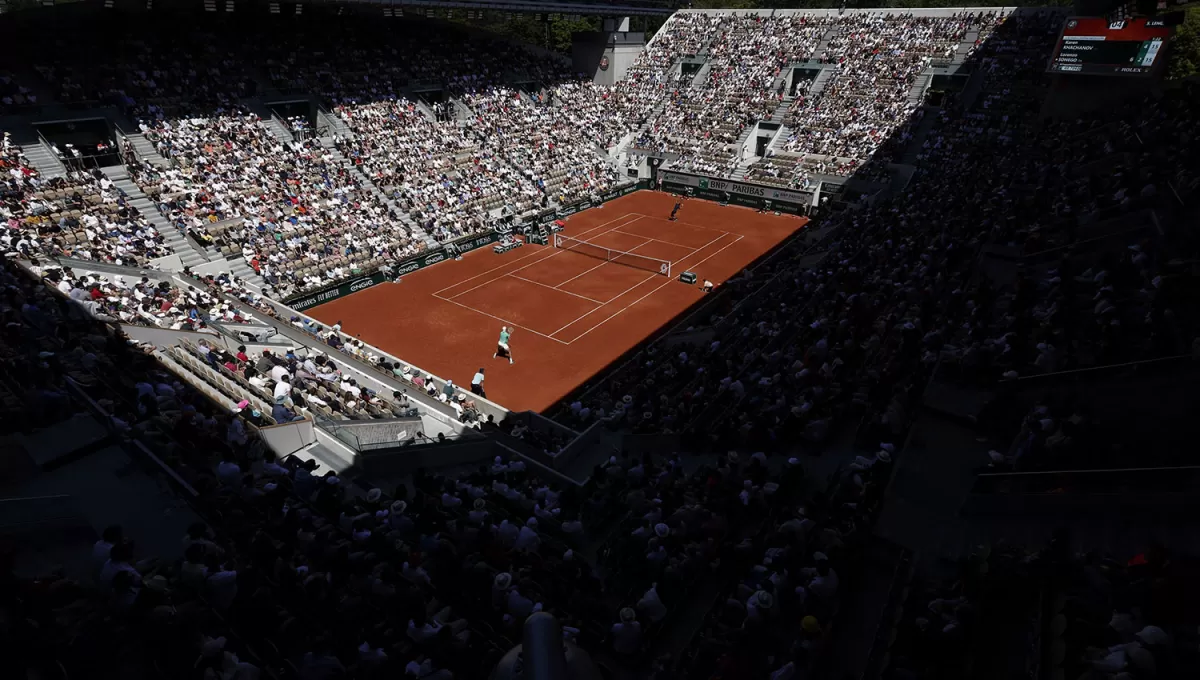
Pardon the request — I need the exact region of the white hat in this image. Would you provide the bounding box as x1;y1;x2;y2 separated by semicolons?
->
366;488;382;503
494;572;513;589
526;517;538;527
620;607;636;622
391;500;407;514
654;523;669;538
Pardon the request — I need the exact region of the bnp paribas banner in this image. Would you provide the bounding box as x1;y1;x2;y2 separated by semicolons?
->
660;171;811;210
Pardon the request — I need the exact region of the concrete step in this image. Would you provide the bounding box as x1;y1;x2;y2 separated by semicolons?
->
100;165;130;181
907;73;932;106
124;132;168;167
330;148;431;244
22;142;67;178
955;31;980;64
226;258;266;290
110;177;211;267
809;67;835;98
266;117;294;143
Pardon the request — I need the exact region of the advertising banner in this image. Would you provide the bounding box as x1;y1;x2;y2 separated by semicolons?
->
285;184;648;310
659;171;811;212
285;270;390;312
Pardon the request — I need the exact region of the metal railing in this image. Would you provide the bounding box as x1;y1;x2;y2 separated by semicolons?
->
971;465;1200;496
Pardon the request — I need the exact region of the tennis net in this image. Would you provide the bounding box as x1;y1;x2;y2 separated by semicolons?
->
554;234;671;277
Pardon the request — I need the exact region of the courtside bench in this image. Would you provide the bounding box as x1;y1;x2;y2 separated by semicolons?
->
494;240;523;254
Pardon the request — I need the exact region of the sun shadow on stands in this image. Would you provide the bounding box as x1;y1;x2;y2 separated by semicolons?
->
4;5;1200;680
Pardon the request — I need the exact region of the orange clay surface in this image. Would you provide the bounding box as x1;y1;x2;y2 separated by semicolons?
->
308;190;807;412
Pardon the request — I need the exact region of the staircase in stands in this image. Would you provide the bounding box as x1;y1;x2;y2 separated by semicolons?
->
101;166;210;271
807;66;836;98
324;143;439;250
256;105;438;251
123;132;167;168
21;139;67;179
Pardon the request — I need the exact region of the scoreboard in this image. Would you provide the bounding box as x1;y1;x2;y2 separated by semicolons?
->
1048;16;1172;76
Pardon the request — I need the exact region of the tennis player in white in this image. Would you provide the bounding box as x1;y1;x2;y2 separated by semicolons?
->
493;326;514;364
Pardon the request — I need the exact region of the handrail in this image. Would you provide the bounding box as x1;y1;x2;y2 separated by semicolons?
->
64;376;200;498
970;463;1200;498
1018;223;1150;260
1167;179;1185;209
977;464;1200;479
1012;352;1194;383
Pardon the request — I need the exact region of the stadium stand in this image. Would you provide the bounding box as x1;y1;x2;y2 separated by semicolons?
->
2;4;1198;680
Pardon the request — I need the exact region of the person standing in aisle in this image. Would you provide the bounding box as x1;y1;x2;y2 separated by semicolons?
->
471;368;486;397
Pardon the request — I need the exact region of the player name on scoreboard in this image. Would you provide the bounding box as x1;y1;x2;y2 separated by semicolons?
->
1048;17;1170;76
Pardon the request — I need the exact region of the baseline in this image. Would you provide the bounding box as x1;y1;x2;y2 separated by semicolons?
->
557;233;746;343
630;212;733;236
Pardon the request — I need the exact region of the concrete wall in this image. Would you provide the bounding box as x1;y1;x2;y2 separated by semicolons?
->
321;416;423;450
259;418;318;458
573;31;609;84
190;259;237;278
149;253;184;272
610;42;643;84
575;31;645;85
121;323;224;349
357;436;496;479
674;7;1028;17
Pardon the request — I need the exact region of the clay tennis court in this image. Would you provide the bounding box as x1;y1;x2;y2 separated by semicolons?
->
308;191;806;412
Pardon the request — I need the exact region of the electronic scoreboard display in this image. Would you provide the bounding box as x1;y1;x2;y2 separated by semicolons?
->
1048;16;1172;76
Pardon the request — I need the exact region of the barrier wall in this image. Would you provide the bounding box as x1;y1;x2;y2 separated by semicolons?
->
321;416;423;451
258;418;318;458
282;230;502;311
357;435;497;480
121;323;224;348
659;170;811;215
284;181;647;311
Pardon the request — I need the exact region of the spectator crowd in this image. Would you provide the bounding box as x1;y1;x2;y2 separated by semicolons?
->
2;7;1199;680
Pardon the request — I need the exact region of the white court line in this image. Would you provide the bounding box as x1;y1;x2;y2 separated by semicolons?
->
551;257;614;289
507;274;607;304
631;212;735;235
545;233;724;336
436;214;646;300
551;238;654;289
609;229;700;251
562;234;747;344
547;272;659;336
432;293;572;345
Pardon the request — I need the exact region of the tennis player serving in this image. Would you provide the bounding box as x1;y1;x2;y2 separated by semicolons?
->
493;326;514;364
